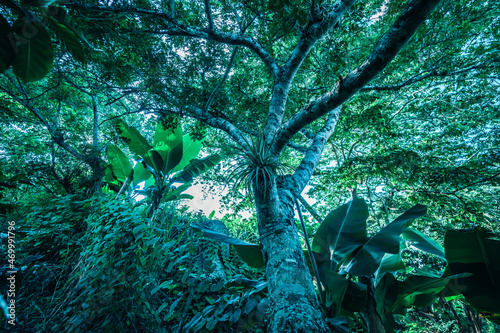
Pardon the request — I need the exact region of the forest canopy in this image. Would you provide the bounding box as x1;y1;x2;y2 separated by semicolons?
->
1;0;499;332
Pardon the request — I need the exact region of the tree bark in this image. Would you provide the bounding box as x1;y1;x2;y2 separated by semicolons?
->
253;175;330;332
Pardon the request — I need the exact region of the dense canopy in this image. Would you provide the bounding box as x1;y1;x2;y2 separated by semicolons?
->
1;0;499;332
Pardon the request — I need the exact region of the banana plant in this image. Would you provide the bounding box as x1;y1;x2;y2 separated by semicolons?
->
105;117;221;219
195;197;499;331
440;227;500;325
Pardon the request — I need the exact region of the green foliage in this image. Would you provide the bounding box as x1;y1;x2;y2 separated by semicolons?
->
6;192;270;332
305;197;500;332
59;195;163;332
182;274;269;332
192;222;265;269
312;198;429;276
228;135;290;196
442;227;500;324
0;170;33;214
0;1;85;82
107;117;221;217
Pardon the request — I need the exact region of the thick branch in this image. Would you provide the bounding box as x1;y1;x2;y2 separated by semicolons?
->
264;0;356;143
184;105;248;147
292;107;340;193
274;0;443;153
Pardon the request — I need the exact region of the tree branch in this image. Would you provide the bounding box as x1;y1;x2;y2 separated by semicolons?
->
184;105;248;148
204;46;239;112
1;74;101;169
264;0;356;143
292;107;341;193
361;63;489;91
66;2;279;76
273;0;443;154
92;95;99;149
204;0;214;30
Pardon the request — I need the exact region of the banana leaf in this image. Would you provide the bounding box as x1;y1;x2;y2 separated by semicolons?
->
107;144;132;182
191;222;264;268
443;227;500;323
174;154;221;183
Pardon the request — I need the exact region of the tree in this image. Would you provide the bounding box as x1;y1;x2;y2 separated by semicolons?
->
3;0;498;331
53;0;475;331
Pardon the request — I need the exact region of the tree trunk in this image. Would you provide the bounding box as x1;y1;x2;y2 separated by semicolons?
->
253;174;330;332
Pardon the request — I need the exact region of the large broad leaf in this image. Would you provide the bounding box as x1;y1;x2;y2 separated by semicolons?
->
444;227;500;322
322;268;367;314
390;275;459;314
47;17;85;63
107;144;132;182
374;273;398;333
374;240;407;286
145;149;165;177
170;134;203;173
161;183;193;203
374;273;460;332
12;17;54;82
173;154;221;183
133;161;152;187
312;198;369;264
342;205;427;276
154;119;184;174
50;7;88;45
403;227;445;258
114;119;152;160
191;222;264;268
0;15;15;73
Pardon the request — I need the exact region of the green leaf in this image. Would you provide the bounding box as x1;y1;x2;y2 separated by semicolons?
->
170;134;203;173
23;0;59;7
154;119;183;174
12;17;54;82
50;7;89;46
342;204;427;276
150;280;174;294
132;161;152;187
161;183;193;203
390;275;459;314
173;154;221;183
47;17;85;63
107;144;132;182
104;168;121;192
114;119;153;160
403;228;445;258
342;278;368;313
191;222;264;268
0;15;15;73
374;241;407;286
312;198;369;264
444;227;500;318
147;236;161;246
322;269;349;314
145;149;165;176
